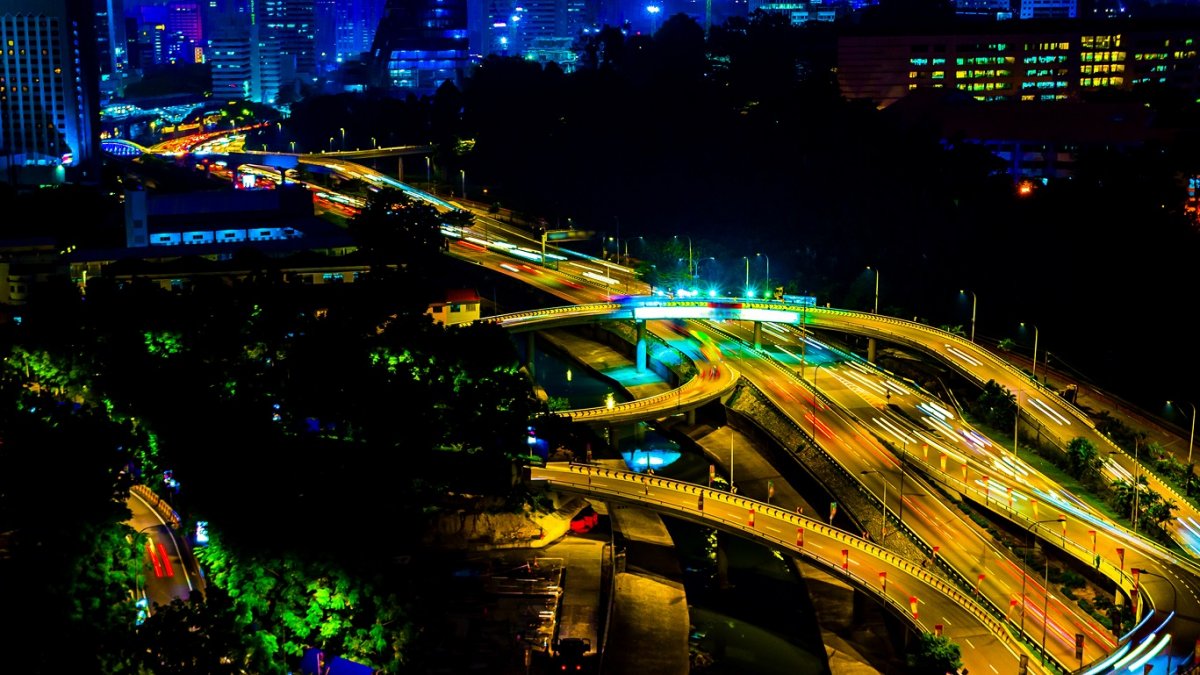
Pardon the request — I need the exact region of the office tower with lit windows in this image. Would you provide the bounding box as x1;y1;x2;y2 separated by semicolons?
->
166;1;204;63
209;18;252;98
0;0;101;184
93;0;128;99
260;0;316;85
370;0;471;96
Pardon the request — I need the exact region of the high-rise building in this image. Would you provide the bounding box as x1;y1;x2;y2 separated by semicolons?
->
0;0;101;184
335;0;384;63
260;0;316;83
166;1;204;63
837;20;1200;108
1018;0;1075;19
209;18;252;98
93;0;128;99
370;0;471;96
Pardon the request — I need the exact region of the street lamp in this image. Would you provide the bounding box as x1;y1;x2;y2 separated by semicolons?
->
371;136;378;149
960;289;977;343
743;256;750;295
425;156;431;184
460;169;466;201
1020;322;1040;381
1130;568;1176;673
1020;516;1066;644
339;127;346;149
868;266;880;314
860;469;887;540
328;136;334;152
757;252;769;292
289;140;296;153
646;4;661;32
1168;400;1197;467
675;235;693;280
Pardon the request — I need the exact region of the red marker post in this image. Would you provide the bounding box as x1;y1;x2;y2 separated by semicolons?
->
976;573;985;595
841;549;849;572
910;596;919;620
748;508;755;528
934;624;943;637
796;526;804;548
879;571;887;592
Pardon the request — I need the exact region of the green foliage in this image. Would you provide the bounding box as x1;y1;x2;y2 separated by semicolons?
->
971;379;1016;434
195;530;413;673
906;632;962;674
1066;436;1102;482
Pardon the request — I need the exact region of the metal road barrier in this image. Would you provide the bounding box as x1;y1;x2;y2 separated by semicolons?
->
528;462;1031;668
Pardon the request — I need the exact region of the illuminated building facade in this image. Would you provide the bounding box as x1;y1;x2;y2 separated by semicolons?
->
0;0;100;184
838;20;1200;108
370;0;471;96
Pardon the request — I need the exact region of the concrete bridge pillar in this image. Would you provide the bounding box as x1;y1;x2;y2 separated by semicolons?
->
527;333;536;378
687;409;696;425
868;336;877;364
753;321;763;351
852;587;871;624
635;320;647;373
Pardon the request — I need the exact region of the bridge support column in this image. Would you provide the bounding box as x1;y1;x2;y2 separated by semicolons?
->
852;587;871;624
527;333;536;379
753;321;763;351
687;409;696;425
635;320;647;373
868;337;877;364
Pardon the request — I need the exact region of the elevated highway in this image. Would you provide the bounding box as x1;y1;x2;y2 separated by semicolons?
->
529;462;1027;675
490;295;1200;672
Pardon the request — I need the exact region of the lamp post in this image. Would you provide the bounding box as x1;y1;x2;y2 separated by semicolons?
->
459;169;466;201
425;156;431;184
1132;438;1141;532
675;235;693;280
860;469;887;540
868;266;880;314
1021;322;1040;381
371;136;377;149
289;140;296;153
1020;516;1066;643
960;289;977;342
1168;400;1197;467
339;127;346;149
328;137;334;152
1130;568;1176;673
757;252;769;292
743;256;750;295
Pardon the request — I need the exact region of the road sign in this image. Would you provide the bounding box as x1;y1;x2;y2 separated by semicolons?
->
1075;633;1085;660
544;229;594;242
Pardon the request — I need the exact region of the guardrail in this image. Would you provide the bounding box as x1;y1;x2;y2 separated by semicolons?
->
530;462;1026;666
130;483;180;528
